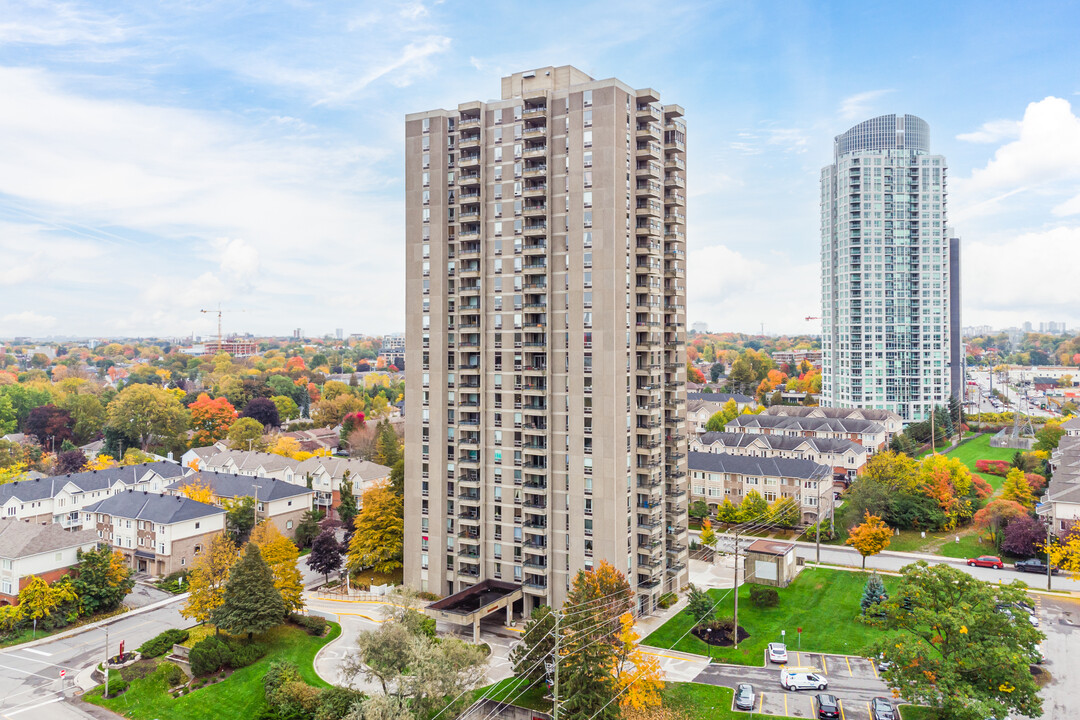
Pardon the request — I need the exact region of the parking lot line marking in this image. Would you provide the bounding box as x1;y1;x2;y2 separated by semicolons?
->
759;693;764;712
845;656;852;676
870;660;879;679
784;692;788;715
867;701;872;718
838;698;846;720
822;655;828;674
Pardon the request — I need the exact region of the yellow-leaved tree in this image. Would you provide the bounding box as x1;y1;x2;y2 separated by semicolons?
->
179;477;215;505
249;521;305;612
1000;468;1035;509
181;533;238;624
1045;530;1080;573
614;611;664;711
268;436;302;459
347;481;404;574
87;454;117;471
845;511;892;569
19;575;78;623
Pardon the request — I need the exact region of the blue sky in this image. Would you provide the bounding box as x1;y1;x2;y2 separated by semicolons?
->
2;0;1079;339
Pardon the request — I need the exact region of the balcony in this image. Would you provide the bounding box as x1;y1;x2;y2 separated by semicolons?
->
523;222;547;237
523;203;547;216
636;161;663;179
523;183;547;197
636;123;662;140
522;164;547;178
637;180;663;197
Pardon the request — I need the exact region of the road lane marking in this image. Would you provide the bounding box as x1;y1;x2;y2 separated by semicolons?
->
845;656;852;676
0;662;61;681
19;650;50;657
4;696;63;717
3;653;74;671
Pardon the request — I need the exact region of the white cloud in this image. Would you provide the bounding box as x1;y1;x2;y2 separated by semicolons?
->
838;89;893;122
1;311;57;333
952;96;1080;222
1052;193;1080;217
963;226;1080;327
686;244;818;335
956;119;1022;143
0;1;126;46
0;65;405;337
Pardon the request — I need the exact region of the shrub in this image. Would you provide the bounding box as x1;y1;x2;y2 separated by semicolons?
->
274;680;322;719
138;628;190;658
264;661;302;703
1025;473;1047;494
156;570;190;594
657;592;677;609
417;590;441;601
698;617;737;643
975;459;1011;476
119;659;158;682
748;584;779;608
314;686;367;720
290;612;328;637
189;635;233;676
159;662;186;688
104;678;129;697
228;640;268;669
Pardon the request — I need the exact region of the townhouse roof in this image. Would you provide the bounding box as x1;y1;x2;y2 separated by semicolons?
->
84;490;224;524
202;450;298;473
688;451;831;480
687;392;755;404
0;461;185;505
725;414;885;435
763;405;901;423
1061;417;1080;431
186;443;227;463
165;471;314;502
294;456;391;482
695;432;865;455
0;520;99;559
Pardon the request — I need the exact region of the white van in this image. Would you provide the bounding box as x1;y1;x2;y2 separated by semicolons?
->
780;669;828;691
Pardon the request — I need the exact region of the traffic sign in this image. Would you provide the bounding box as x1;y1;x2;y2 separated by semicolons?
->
59;669;66;678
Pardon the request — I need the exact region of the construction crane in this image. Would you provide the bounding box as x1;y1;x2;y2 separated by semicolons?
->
200;306;246;353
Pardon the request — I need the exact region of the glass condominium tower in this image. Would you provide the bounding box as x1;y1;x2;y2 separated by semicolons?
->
820;114;952;422
403;66;690;615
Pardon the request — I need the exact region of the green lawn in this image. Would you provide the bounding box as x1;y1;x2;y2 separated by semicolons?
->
643;568;897;665
0;606;128;649
943;433;1016;491
83;622;340;719
898;706;939;719
474;677;550;713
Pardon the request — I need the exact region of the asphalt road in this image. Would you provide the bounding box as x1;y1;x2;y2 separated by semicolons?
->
695;652;894;720
0;598;185;720
1035;594;1080;720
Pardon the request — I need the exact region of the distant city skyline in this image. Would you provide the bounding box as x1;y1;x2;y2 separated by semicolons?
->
1;1;1079;336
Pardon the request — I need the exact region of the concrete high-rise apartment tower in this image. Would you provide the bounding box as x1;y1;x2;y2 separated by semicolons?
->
820;114;954;422
403;66;690;615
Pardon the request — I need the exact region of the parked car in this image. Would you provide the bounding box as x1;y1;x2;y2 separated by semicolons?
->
768;642;788;664
967;555;1004;569
1014;558;1059;575
734;683;755;711
781;670;827;691
870;696;895;720
996;603;1040;627
815;693;840;719
875;654;893;672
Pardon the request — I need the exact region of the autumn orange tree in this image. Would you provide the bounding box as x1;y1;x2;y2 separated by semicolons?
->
613;611;664;711
846;511;892;569
188;393;237;446
249;521;305;612
179;476;215;504
972;499;1027;549
181;533;238;624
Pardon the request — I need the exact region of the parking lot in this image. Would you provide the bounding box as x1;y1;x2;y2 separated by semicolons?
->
694;651;895;720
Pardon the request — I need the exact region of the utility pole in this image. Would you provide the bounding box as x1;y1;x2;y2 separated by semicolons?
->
816;480;822;565
733;526;740;650
1046;514;1054;592
104;624;110;698
552;609;560;720
930;405;936;454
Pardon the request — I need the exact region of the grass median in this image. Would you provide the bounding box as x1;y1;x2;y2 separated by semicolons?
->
643;567;898;665
83;622;340;720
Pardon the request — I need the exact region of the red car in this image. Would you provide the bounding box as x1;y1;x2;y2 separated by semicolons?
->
967;555;1004;569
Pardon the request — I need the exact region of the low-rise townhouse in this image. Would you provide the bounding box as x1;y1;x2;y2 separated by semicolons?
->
293;457;391;518
0;521;99;604
82;491;225;576
724;414;887;453
165;471;314;539
0;462;186;530
763;405;903;441
688;451;834;524
199;450;299;483
690;431;867;481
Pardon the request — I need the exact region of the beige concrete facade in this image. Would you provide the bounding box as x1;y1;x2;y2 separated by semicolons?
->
404;66;689;615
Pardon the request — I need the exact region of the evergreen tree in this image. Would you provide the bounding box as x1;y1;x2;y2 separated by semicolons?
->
389;458;404;497
509;605;556;682
374;420;402;467
559;639;618;720
306;528;344;585
682;584;715;627
861;572;888;614
212;542;287;639
337;474;358;526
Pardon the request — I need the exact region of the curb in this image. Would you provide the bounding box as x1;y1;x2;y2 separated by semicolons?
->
311;623;345;686
638;645;710;663
0;593;187;654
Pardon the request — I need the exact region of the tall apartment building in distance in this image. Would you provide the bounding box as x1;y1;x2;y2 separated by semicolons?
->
820;114;954;422
403;66;690;615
